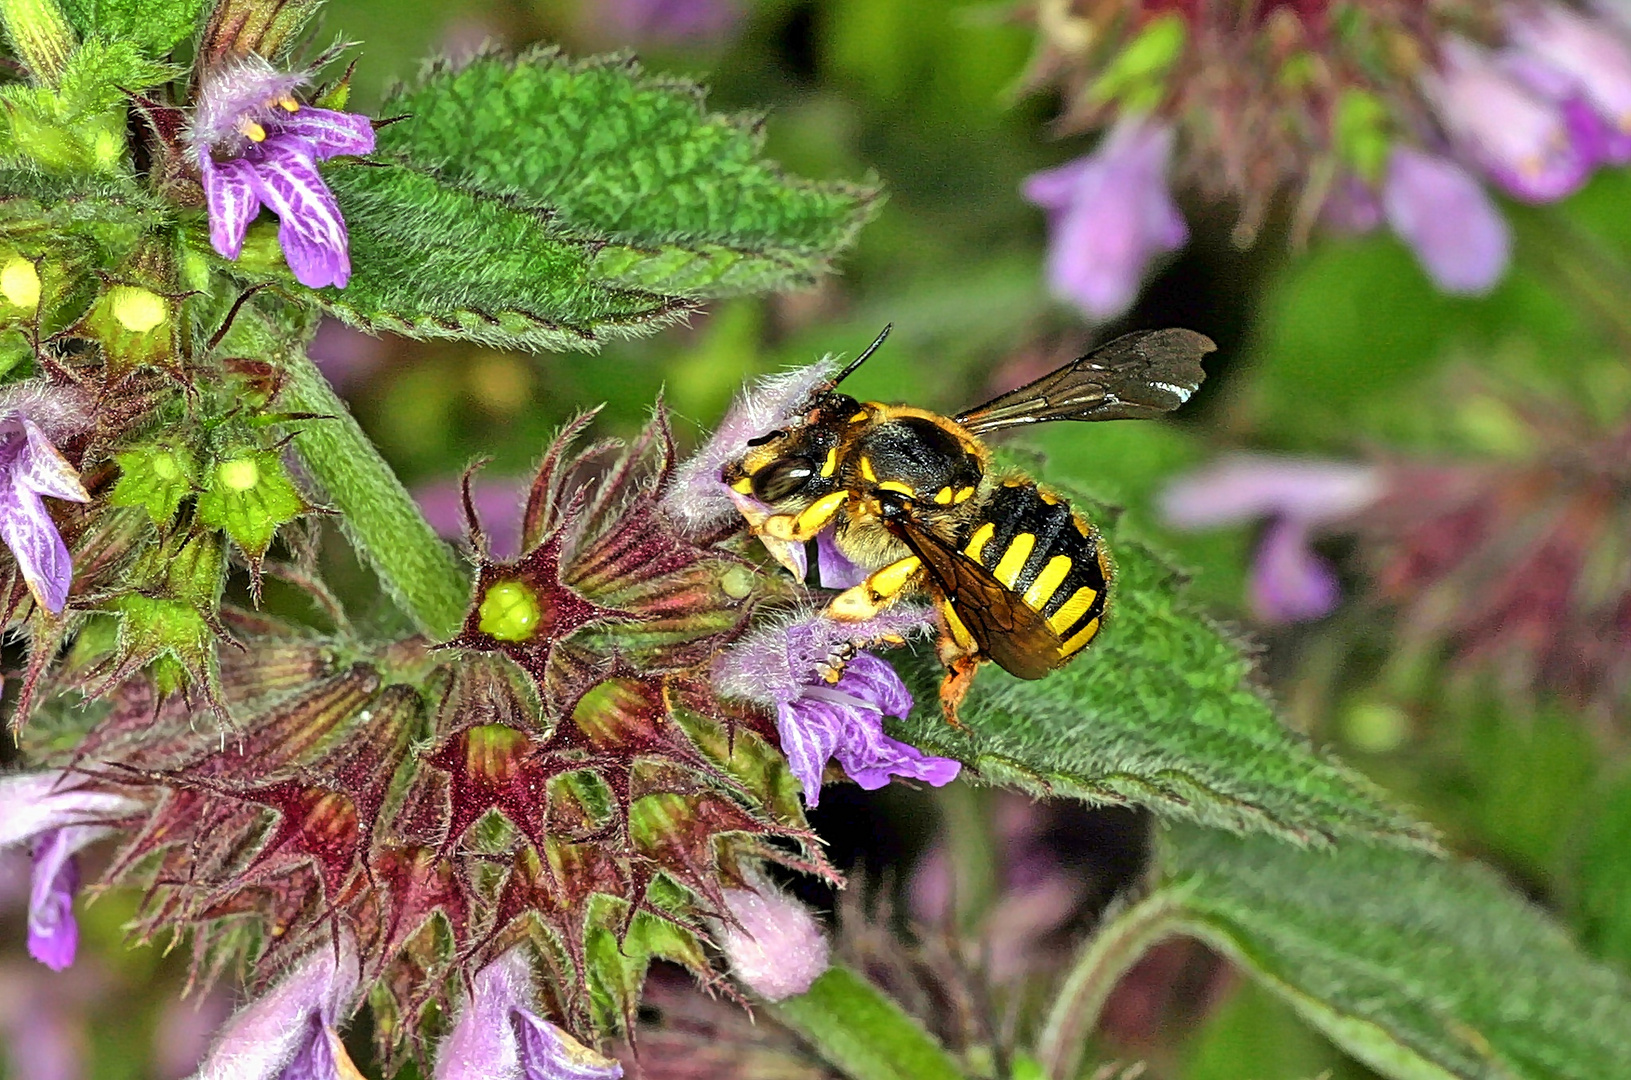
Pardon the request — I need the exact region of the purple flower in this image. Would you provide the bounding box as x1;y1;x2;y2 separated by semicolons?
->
1423;36;1592;202
433;947;622;1080
716;872;830;1001
1508;4;1631;154
189;56;375;289
601;0;743;45
1160;455;1383;624
415;475;528;560
714;609;961;805
1022;119;1188;322
1;771;140;971
0;383;91;613
1382;147;1511;295
665;359;838;537
189;934;362;1080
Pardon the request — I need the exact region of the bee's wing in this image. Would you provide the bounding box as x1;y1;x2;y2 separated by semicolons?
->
955;328;1214;435
889;512;1065;680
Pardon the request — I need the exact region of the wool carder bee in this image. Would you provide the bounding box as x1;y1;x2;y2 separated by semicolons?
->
723;327;1215;716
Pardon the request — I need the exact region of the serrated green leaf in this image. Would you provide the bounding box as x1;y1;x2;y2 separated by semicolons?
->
889;473;1434;849
1161;827;1631;1080
374;49;880;297
316;161;687;352
60;0;205;56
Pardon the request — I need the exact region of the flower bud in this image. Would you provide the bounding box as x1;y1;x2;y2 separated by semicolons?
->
717;874;830;1001
109;441;200;526
0;256;40;311
0;0;75;85
196;447;309;562
107;285;166;332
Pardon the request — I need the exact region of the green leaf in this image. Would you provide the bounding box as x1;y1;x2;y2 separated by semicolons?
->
889;475;1434;849
771;966;966;1080
1161;827;1631;1080
1572;769;1631;973
374;49;881;297
316;161;688;352
60;0;204;57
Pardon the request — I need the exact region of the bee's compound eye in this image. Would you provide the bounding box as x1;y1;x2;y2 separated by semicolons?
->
752;456;816;502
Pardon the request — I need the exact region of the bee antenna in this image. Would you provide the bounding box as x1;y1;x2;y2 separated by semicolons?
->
827;323;893;390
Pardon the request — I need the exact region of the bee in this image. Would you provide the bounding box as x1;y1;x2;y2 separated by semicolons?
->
722;326;1215;716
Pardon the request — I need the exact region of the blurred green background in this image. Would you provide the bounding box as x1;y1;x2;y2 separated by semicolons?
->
9;1;1631;1077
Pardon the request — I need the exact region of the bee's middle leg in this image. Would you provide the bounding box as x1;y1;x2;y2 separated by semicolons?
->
826;555;923;622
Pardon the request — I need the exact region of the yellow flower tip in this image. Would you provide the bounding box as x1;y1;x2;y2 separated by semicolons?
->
108;285;167;333
0;256;41;311
150;452;179;482
238;119;268;143
218;457;261;492
478;580;543;642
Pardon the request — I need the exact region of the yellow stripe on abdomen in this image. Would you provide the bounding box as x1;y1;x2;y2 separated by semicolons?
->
1022;555;1072;611
964;522;995;561
1059;616;1101;657
992;533;1036;588
1047;586;1097;633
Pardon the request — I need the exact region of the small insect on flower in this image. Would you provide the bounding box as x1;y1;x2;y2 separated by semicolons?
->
720;326;1214;717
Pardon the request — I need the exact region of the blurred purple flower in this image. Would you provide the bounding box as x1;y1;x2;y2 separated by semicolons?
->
716;873;830;1001
1423;36;1592;202
1382;147;1511;295
601;0;742;46
1508;4;1631;156
0;974;83;1080
714;609;960;805
1321;173;1385;235
1022;119;1187;322
1;771;139;971
0;383;91;613
190;934;362;1080
434;947;622;1080
1161;455;1383;624
415;475;527;560
307;321;384;393
189;56;375;289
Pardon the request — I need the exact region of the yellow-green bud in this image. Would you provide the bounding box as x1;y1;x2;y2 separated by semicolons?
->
720;565;755;600
0;0;76;85
218;457;260;492
0;256;40;311
108;285;166;333
478;580;542;642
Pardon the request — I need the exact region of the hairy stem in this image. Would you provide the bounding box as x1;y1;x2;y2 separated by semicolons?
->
772;966;966;1080
1036;889;1186;1080
282;348;471;639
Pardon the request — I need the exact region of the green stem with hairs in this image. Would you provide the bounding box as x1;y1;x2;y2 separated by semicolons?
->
1035;889;1186;1080
772;966;967;1080
282;348;471;639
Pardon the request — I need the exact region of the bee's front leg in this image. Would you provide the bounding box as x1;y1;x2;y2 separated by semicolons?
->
762;491;849;543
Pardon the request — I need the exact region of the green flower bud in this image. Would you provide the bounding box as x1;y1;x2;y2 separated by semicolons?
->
78;281;179;381
0;256;40;311
0;0;75;85
110;443;199;526
478;580;542;642
196;448;309;560
107;285;166;333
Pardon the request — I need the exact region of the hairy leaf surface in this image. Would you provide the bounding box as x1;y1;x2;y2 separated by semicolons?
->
1162;828;1631;1079
61;0;206;57
891;476;1434;848
375;49;880;296
318;162;687;352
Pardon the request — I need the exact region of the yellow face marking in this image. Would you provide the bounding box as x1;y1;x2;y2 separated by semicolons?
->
820;447;838;478
877;480;914;497
934;486;954;505
239;119;268;142
1060;616;1102;656
850;410;870;423
940;601;974;648
992;533;1036;588
868;555;922;599
1023;555;1072;610
1047;586;1098;633
730;477;754;494
964;522;995;560
794;490;848;534
953;486;976;503
859;457;877;482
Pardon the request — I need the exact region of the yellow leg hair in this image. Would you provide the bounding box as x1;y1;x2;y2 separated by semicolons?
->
827;555;923;621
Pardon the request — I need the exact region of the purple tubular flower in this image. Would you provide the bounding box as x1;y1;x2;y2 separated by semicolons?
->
1160;455;1383;624
1382;147;1511;295
190;56;376;289
433;948;622;1080
189;934;361;1080
0;383;91;614
1509;5;1631;143
415;475;528;560
665;359;837;536
717;872;830;1001
1022;119;1188;322
602;0;743;45
1;770;140;971
1423;36;1592;202
714;609;961;805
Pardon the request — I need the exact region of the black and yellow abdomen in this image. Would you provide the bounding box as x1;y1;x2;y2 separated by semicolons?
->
957;480;1110;661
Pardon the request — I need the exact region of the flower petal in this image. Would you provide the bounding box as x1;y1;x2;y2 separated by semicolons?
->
1160;455;1384;529
511;1010;623;1080
432;948;527;1080
278;107;377;160
199;153;262;261
1383;147;1511;295
815;532;867;589
775;699;844;805
191;935;359;1080
15;420;88;503
27;828;85;971
0;481;75;613
1249;517;1341;624
0;771;139;850
718;879;830;1001
244;138;352;289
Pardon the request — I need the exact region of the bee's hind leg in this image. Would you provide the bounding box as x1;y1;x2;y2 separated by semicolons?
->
934;627;979;730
